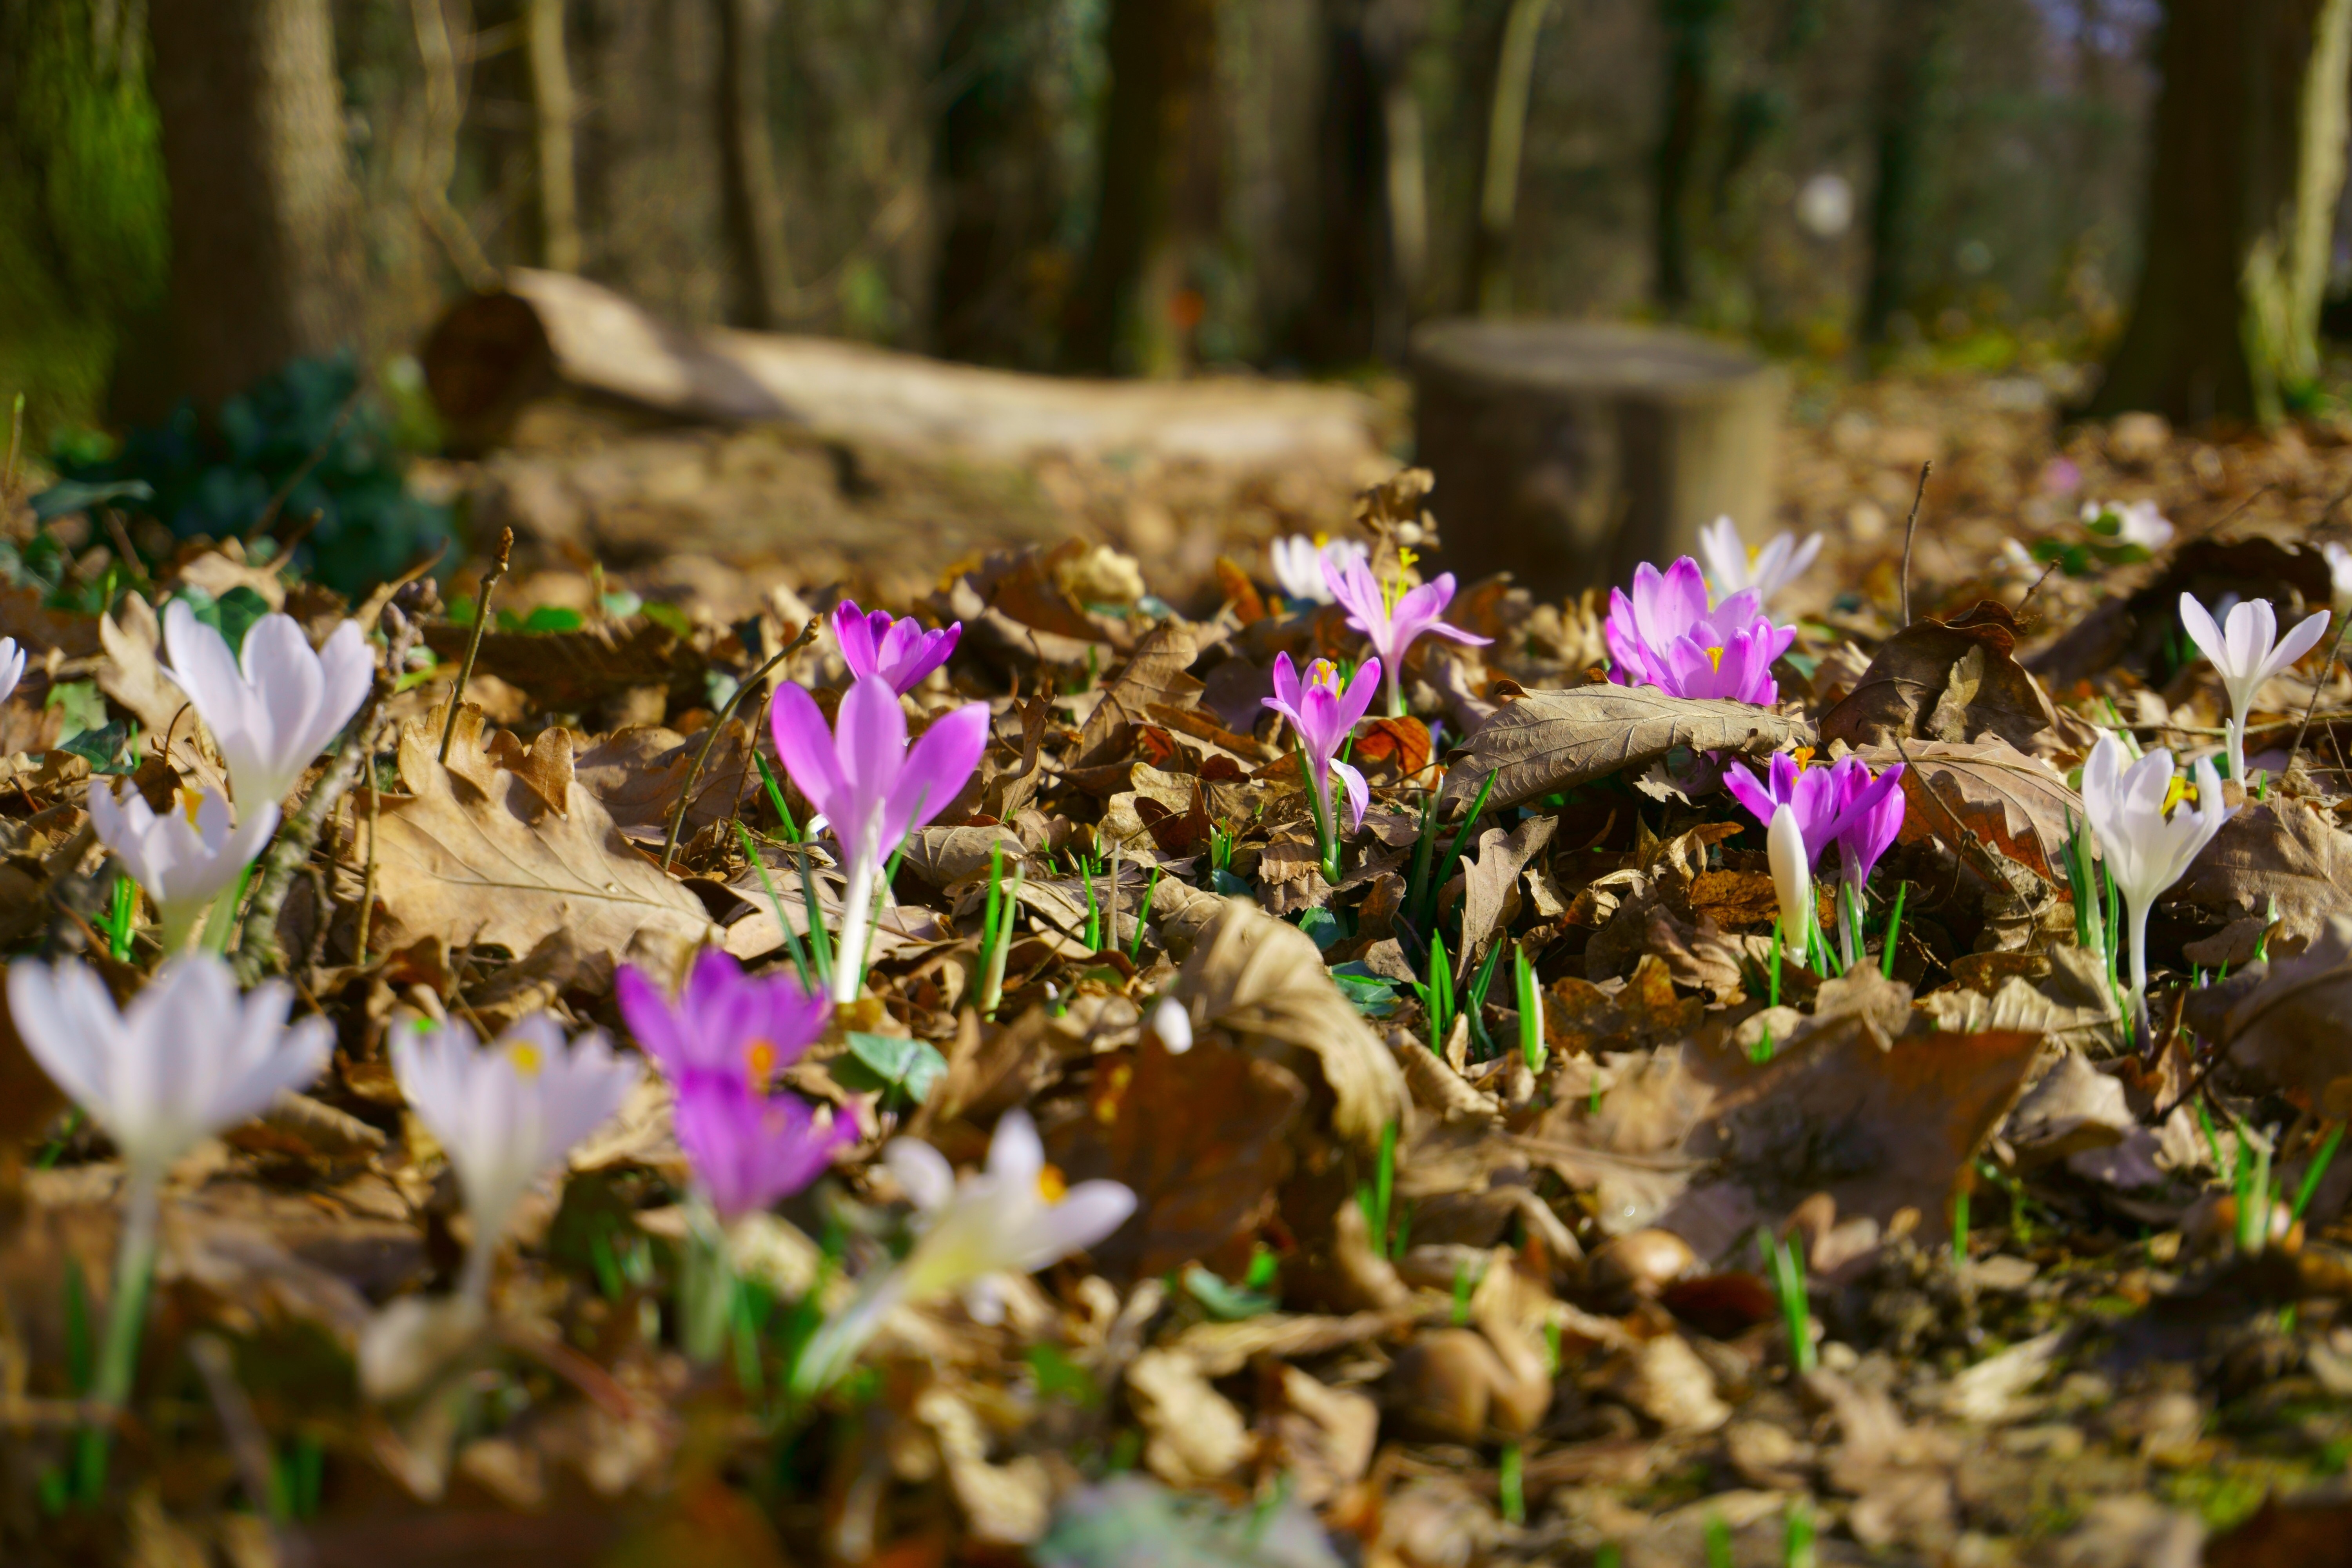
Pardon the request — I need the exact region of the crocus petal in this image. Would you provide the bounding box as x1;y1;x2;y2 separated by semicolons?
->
1767;804;1811;941
886;1138;957;1210
2264;608;2331;682
1337;658;1383;731
832;601;885;679
1005;1180;1137;1272
770;683;848;824
987;1106;1046;1188
1328;758;1370;831
882;701;989;849
836;675;910;817
1721;760;1778;829
2177;594;2228;679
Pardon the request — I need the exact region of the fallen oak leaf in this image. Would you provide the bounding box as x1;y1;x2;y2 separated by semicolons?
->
1439;685;1808;810
356;715;721;978
1871;736;2073;889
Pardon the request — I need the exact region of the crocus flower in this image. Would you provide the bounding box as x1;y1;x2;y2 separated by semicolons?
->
1262;653;1380;878
0;636;22;705
771;676;990;1003
1150;994;1193;1056
1766;804;1812;955
617;947;831;1092
1698;516;1822;610
831;600;960;695
8;954;330;1414
1722;752;1904;883
672;1072;855;1223
392;1013;638;1300
1270;535;1368;605
2178;593;2328;784
2080;735;2232;1027
1833;759;1907;896
1604;557;1795;705
2083;498;2173;553
160;599;372;811
1322;550;1491;717
792;1108;1134;1394
89;783;280;953
2326;541;2352;611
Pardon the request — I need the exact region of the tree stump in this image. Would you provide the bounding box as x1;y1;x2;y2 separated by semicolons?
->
1411;319;1784;601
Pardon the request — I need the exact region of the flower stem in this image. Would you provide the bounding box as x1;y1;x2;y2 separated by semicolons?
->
1385;660;1404;719
679;1195;735;1365
2125;896;2152;1035
2225;715;2247;790
80;1170;161;1499
834;853;876;1005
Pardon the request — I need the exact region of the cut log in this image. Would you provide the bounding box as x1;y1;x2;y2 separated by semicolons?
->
1410;319;1784;600
422;269;1385;465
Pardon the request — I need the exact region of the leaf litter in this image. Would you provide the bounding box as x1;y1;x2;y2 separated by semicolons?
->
12;400;2352;1568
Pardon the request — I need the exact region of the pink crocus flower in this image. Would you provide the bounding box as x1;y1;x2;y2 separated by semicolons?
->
617;948;831;1091
831;601;961;695
771;676;990;1003
1263;653;1381;849
1322;551;1491;717
672;1072;855;1223
1604;557;1795;705
1723;751;1904;886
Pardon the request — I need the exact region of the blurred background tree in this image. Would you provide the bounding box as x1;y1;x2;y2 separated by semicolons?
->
2;0;2316;449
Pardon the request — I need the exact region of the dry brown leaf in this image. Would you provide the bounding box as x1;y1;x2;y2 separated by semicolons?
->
1264;1365;1378;1508
2170;798;2352;942
1165;898;1407;1155
574;722;753;835
1438;684;1808;810
357;715;720;976
418;616;705;711
1454;814;1556;971
1043;1031;1306;1279
1861;737;2080;884
1820;600;2058;755
1073;622;1204;768
1125;1348;1251;1488
2186;914;2352;1105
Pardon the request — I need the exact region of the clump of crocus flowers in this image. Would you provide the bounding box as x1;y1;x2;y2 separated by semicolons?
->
1264;652;1381;884
620;949;855;1360
1324;548;1490;717
2080;734;2232;1031
1697;517;1821;612
2177;592;2327;786
1270;534;1367;606
1725;749;1906;973
1606;556;1795;706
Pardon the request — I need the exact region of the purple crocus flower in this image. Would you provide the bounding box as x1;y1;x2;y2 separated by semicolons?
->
1263;653;1381;841
832;600;961;695
1604;557;1795;704
772;676;990;1003
1322;551;1491;717
617;947;830;1091
672;1071;855;1223
1724;751;1904;888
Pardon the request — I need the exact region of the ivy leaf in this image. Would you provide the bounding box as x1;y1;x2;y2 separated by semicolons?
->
836;1032;949;1106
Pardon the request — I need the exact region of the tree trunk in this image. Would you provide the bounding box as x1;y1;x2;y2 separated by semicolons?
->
525;0;581;274
1412;318;1784;600
1860;0;1956;349
147;0;364;410
715;0;791;328
2093;0;2352;425
1288;0;1426;363
1065;0;1219;375
1465;0;1552;317
930;0;1067;365
1653;0;1726;314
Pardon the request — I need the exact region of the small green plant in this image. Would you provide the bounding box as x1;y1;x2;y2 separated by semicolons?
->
1415;931;1456;1053
1499;1441;1525;1526
1759;1225;1815;1373
1514;942;1546;1073
1880;880;1909;979
2293;1123;2345;1223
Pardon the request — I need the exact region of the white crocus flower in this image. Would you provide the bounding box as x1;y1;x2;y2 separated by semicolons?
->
7;955;330;1412
2083;498;2174;552
160;599;373;812
1767;803;1812;958
89;783;279;952
1269;535;1368;606
1698;515;1822;610
793;1108;1134;1395
1150;993;1194;1055
0;636;23;705
2080;735;2233;1028
2325;541;2352;611
391;1014;637;1301
2177;593;2328;785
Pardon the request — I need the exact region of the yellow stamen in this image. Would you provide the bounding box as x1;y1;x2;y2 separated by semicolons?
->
1311;531;1329;548
2163;776;2198;814
1308;659;1341;691
1705;646;1726;672
1791;746;1815;770
1036;1163;1068;1203
1398;548;1419;572
180;789;205;826
746;1039;778;1089
508;1042;543;1079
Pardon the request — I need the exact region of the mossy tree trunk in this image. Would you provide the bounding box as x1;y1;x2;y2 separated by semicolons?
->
2092;0;2352;425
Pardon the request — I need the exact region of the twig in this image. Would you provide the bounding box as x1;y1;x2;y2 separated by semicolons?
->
187;1336;293;1536
661;616;819;871
1891;733;2029;892
234;612;420;983
439;528;513;764
1898;461;1931;626
352;713;388;962
2287;615;2352;781
2013;558;2061;621
2176;480;2279;552
245;383;364;542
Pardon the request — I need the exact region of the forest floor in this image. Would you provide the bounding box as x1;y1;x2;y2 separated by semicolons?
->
6;365;2352;1566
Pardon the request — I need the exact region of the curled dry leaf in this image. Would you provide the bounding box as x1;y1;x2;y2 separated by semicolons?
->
2168;798;2352;945
1451;813;1556;971
419;615;706;711
1819;600;2058;755
2185;914;2352;1107
1125;1348;1252;1488
573;721;755;837
357;715;720;976
1164;898;1406;1155
1438;685;1809;811
1073;622;1205;769
1860;737;2081;885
